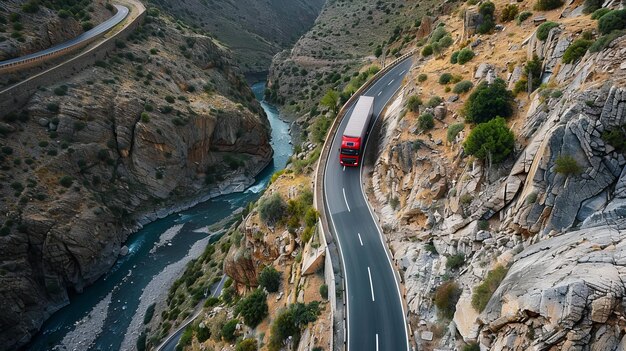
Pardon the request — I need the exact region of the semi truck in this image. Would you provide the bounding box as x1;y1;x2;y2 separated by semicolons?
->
339;95;374;167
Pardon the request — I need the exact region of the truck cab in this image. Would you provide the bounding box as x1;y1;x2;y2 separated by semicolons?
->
340;136;361;166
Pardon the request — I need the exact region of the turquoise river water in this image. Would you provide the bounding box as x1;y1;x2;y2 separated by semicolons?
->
27;83;292;351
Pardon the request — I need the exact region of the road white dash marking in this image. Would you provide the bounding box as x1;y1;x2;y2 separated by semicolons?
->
399;69;406;75
376;334;379;351
387;79;394;86
343;188;351;212
343;166;346;171
358;233;363;246
377;91;382;96
367;267;375;301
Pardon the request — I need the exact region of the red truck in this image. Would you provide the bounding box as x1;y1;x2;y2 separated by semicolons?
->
339;96;375;167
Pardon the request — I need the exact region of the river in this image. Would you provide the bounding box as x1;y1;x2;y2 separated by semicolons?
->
27;83;292;351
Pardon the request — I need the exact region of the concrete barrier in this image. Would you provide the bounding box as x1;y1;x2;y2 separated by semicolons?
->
313;50;415;351
0;1;146;116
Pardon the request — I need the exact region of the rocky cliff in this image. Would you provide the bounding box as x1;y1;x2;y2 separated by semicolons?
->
150;0;326;75
364;0;626;349
0;9;271;350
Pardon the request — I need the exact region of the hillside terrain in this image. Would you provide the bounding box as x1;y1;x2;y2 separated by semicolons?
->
0;5;272;350
0;0;113;61
360;0;626;349
149;0;325;75
266;0;442;120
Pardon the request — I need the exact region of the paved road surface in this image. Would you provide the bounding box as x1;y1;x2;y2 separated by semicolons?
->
323;58;413;351
0;5;129;68
159;275;227;351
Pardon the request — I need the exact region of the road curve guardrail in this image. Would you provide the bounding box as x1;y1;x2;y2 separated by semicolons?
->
0;5;129;74
313;49;415;351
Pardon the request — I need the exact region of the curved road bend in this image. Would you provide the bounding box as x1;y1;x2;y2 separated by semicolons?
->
324;57;413;351
0;5;129;68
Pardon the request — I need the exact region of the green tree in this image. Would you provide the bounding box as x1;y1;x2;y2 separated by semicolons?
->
463;79;514;123
258;193;287;226
463;117;515;164
421;44;433;56
236;338;258;351
269;302;321;351
534;0;564;11
236;289;268;328
598;9;626;35
222;319;239;341
320;90;339;115
258;266;281;293
524;55;542;92
562;39;592;63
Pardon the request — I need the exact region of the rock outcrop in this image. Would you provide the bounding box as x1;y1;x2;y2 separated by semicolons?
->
0;10;271;350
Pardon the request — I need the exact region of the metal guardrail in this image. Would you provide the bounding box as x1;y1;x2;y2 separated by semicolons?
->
312;49;415;351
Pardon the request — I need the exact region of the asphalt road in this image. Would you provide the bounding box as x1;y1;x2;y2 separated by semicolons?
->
324;57;413;351
158;275;227;351
0;5;129;67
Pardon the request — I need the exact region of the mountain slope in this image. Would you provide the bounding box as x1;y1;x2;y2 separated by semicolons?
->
149;0;325;74
0;7;271;350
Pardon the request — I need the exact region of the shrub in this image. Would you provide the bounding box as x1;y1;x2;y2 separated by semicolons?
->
54;85;68;96
554;155;582;175
501;4;519;22
589;29;626;52
439;73;453;85
464;117;515;164
477;1;496;34
418;74;428;82
434;281;461;319
422;44;433;56
236;338;258;351
319;284;328;299
562;39;592;63
165;95;175;103
268;302;321;351
450;51;459;64
140;112;150;123
204;297;220;307
258;193;287;225
47;103;60;113
472;265;508;312
447;123;465;142
446;253;465;270
534;0;563;11
463;343;480;351
456;48;475;64
602;126;626;153
464;79;514;123
583;0;602;14
598;9;626;35
536;21;559;41
59;175;74;188
453;80;473;94
524;55;543;92
236;289;268;327
418;113;435;131
406;95;422;112
438;35;454;48
516;11;533;24
591;8;611;20
258;266;281;293
426;96;443;108
222;319;239;341
525;192;538;205
82;21;94;31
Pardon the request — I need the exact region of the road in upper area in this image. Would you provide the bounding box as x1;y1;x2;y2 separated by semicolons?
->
323;57;413;351
0;5;129;68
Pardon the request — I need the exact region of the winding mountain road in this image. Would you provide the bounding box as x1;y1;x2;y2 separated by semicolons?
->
323;57;413;351
0;4;129;68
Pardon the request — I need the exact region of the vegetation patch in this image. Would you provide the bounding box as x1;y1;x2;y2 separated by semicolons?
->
472;265;508;312
269;302;321;351
562;39;592;63
534;0;564;11
554;155;583;175
464;117;515;164
464;79;514;123
536;21;560;41
434;281;462;319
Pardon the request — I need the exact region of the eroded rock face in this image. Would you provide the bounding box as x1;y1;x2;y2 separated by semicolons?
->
0;12;271;350
479;224;626;350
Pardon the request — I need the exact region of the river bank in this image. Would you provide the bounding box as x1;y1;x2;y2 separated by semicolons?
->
26;82;292;351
